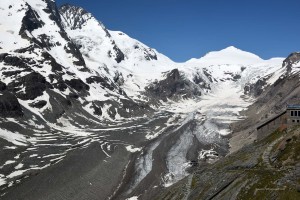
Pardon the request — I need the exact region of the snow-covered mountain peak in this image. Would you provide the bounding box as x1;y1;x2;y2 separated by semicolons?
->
187;46;263;65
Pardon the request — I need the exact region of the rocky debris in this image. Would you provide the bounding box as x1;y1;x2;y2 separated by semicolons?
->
0;92;23;117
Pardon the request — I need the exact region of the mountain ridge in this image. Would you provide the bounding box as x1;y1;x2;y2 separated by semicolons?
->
0;1;299;200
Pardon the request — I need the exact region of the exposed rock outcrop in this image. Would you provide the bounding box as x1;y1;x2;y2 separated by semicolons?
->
0;92;23;117
146;69;202;101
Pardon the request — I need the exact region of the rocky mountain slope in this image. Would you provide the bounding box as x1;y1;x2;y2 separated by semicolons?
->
155;127;300;200
0;0;299;199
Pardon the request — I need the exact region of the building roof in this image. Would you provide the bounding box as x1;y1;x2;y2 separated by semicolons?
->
287;105;300;109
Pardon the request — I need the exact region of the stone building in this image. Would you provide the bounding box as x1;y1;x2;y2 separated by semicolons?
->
286;105;300;125
257;105;300;136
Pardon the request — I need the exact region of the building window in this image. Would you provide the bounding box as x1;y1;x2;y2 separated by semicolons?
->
292;120;295;122
298;120;300;123
298;111;300;116
291;111;294;116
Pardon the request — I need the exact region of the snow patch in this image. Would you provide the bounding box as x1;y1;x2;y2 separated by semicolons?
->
0;128;28;146
126;196;139;200
126;145;142;153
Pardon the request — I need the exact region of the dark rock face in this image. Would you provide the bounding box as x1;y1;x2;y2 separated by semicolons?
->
14;45;36;54
19;4;45;36
7;72;51;100
18;1;88;71
29;100;47;109
43;0;63;26
143;48;157;61
65;79;89;92
90;102;102;116
89;98;152;119
0;81;7;91
146;69;202;101
113;71;124;86
283;52;300;72
48;74;68;91
0;92;23;117
203;69;216;83
86;76;114;90
1;54;30;69
244;77;268;97
193;73;211;90
224;72;241;82
64;42;87;69
0;53;9;61
132;44;157;61
41;52;63;71
112;44;125;63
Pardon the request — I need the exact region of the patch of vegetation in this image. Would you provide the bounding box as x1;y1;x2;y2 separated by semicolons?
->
276;134;300;167
259;129;283;146
237;170;284;200
191;176;197;189
236;128;300;200
277;186;300;200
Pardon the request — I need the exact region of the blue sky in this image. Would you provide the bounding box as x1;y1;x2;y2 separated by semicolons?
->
56;0;300;62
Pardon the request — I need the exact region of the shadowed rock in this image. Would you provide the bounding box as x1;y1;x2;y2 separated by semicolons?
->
0;92;23;117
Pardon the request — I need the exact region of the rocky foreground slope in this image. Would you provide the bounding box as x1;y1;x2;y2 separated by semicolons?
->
0;0;299;199
155;127;300;200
